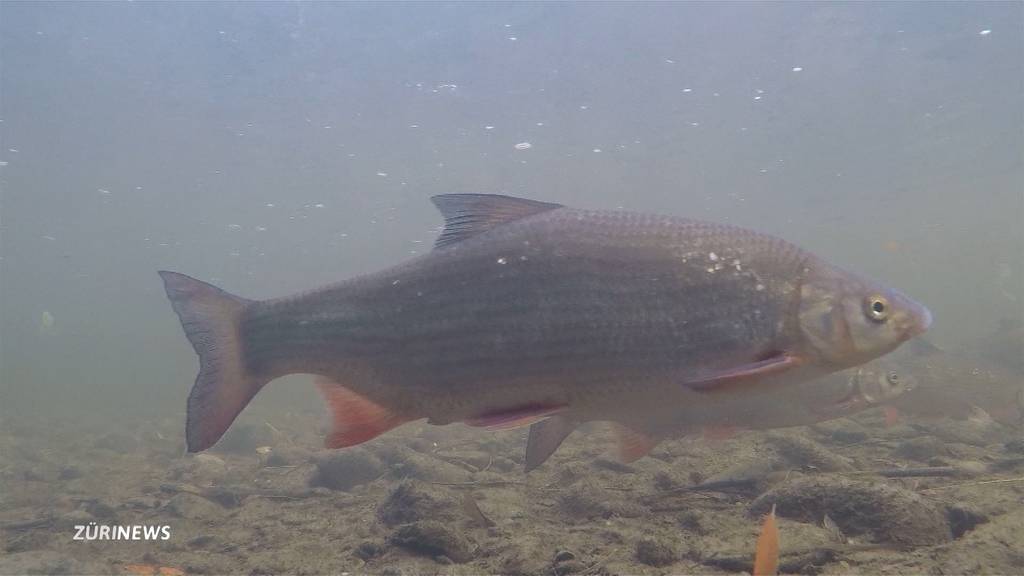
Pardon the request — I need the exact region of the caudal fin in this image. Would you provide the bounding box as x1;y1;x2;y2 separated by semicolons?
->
158;270;264;452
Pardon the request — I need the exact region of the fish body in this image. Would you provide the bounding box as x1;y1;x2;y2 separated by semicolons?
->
679;358;916;434
160;194;931;460
535;358;916;468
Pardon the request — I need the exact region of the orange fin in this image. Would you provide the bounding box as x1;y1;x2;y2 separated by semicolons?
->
702;425;742;441
314;377;410;448
613;423;659;463
464;404;567;431
684;352;803;394
883;406;901;427
753;503;780;576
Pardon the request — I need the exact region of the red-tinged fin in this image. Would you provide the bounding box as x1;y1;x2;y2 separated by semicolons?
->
883;406;901;427
464;404;567;431
524;415;577;472
613;423;659;463
314;377;411;448
753;503;780;576
702;425;742;441
430;194;563;249
158;270;264;453
684;352;804;394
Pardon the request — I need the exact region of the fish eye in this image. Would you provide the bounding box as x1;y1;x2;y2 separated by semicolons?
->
886;371;900;385
865;296;889;322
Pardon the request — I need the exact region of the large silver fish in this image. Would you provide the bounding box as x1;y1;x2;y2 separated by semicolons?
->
159;194;932;465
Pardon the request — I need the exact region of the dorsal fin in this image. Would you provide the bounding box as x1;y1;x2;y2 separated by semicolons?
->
430;194;563;249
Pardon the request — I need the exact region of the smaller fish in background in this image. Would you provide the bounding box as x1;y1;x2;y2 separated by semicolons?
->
753;503;779;576
885;338;1024;429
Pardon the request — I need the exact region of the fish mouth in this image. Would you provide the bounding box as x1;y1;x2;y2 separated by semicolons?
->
907;303;933;337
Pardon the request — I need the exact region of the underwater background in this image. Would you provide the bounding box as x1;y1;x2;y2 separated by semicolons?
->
1;3;1021;574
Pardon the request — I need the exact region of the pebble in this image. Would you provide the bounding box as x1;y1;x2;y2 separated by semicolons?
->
635;538;677;567
310;449;383;491
750;475;952;545
377;482;458;526
388;520;474;563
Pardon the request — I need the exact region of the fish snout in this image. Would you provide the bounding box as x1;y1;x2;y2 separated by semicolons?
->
892;295;933;340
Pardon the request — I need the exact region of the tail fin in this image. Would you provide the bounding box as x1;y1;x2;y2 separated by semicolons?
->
158;271;265;452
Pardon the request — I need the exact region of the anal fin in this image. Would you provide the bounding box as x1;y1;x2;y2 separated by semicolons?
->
314;376;411;448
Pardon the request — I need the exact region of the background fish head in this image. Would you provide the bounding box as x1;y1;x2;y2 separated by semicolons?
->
798;260;932;368
853;362;918;405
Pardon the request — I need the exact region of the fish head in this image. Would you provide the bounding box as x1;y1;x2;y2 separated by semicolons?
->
798;262;932;367
819;362;916;418
852;363;918;404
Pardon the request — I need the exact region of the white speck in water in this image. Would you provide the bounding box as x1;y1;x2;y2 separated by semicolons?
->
376;172;388;177
665;59;675;64
265;203;275;207
536;122;545;126
592;148;602;153
753;96;762;101
8;148;18;153
707;267;716;273
979;29;992;36
682;88;692;93
0;161;7;166
485;125;495;130
733;259;742;270
227;224;242;231
792;66;803;72
497;257;507;265
98;188;111;195
508;36;517;41
42;235;56;241
314;203;324;208
690;122;700;127
579;105;589;110
409;124;419;128
756;284;766;291
514;142;532;150
519;255;528;261
256;226;267;232
229;251;240;257
708;252;719;261
339;233;348;238
392;280;400;285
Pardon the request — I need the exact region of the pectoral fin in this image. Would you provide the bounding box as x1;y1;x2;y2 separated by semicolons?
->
683;352;803;394
524;416;577;472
